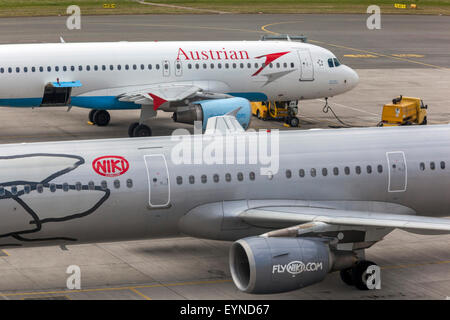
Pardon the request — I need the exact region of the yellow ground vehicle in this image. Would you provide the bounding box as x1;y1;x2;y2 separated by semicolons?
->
379;96;427;126
251;101;300;127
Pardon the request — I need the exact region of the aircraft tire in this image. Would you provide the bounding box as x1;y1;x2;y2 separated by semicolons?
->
352;260;377;290
128;122;139;137
132;124;152;137
89;109;97;123
93;110;110;127
290;117;300;127
340;267;354;286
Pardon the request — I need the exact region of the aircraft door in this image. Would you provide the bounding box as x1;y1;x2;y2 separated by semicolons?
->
163;60;170;77
144;154;170;207
386;151;407;192
175;60;182;76
297;49;314;81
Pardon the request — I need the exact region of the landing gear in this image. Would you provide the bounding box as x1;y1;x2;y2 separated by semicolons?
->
89;110;110;126
287;116;300;127
128;122;152;137
340;260;378;290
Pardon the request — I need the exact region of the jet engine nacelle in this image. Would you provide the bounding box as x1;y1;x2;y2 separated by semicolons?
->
230;237;332;294
172;97;251;130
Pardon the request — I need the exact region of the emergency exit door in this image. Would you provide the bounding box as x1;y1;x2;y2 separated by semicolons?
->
386;151;407;192
297;49;314;81
144;154;170;207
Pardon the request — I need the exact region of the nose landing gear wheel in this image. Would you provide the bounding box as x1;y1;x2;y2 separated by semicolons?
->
93;110;110;127
132;124;152;137
289;117;299;127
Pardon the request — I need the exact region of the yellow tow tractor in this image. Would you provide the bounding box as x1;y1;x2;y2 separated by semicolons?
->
378;96;428;127
251;100;300;127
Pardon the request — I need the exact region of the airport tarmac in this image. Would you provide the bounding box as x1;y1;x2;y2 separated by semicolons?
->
0;14;449;299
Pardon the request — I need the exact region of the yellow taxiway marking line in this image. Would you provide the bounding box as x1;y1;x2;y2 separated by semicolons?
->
0;250;9;256
129;287;151;300
261;21;448;70
1;279;232;297
344;54;379;58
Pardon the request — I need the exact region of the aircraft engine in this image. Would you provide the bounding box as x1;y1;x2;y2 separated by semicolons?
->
229;236;356;294
172;97;251;130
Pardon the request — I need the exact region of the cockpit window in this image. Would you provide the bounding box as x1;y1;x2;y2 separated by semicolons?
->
333;58;341;67
328;58;334;68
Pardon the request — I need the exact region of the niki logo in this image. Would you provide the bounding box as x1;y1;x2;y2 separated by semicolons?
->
93;156;130;177
252;51;290;76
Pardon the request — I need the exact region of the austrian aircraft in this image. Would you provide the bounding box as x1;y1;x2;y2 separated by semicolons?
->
0;38;358;136
0;114;448;293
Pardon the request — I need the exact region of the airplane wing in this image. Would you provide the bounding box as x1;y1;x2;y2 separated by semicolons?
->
240;207;450;233
117;83;232;110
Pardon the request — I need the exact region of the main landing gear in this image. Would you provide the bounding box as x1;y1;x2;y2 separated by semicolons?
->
128;122;152;137
340;260;379;290
89;109;110;127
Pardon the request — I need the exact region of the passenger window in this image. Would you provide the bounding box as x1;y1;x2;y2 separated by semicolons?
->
86;65;91;71
126;179;133;188
39;66;43;72
24;67;28;72
37;184;44;193
247;63;251;68
322;168;328;176
218;63;222;69
333;167;339;176
328;58;334;67
133;64;137;70
440;161;445;169
63;66;67;71
286;169;292;179
254;63;258;68
50;183;56;192
94;65;98;71
101;180;107;190
201;175;207;184
310;168;316;177
213;174;219;183
88;181;95;190
269;63;273;68
237;172;244;181
189;175;195;184
188;64;192;69
141;64;145;70
232;63;236;68
344;166;350;175
299;169;305;177
377;165;383;173
32;67;36;72
114;180;120;189
203;63;207;69
147;64;152;70
240;63;244;68
54;66;58;72
11;186;17;195
430;162;435;170
76;182;82;191
109;65;114;71
367;165;372;174
63;183;69;192
102;65;106;71
249;172;255;181
0;186;4;196
24;185;31;194
276;63;280;68
0;67;4;73
291;62;294;68
195;63;199;69
176;176;183;185
225;173;232;182
355;166;361;175
283;62;287;68
225;63;229;68
333;58;341;67
210;63;214;69
78;66;82;71
71;66;75;71
419;162;425;171
117;65;121;70
47;66;51;72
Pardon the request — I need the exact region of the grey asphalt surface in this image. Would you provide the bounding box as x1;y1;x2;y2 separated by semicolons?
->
0;14;448;300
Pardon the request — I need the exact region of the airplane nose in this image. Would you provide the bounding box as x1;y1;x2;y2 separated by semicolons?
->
344;66;359;89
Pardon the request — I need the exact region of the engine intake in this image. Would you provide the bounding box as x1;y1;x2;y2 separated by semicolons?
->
230;236;355;294
173;97;251;130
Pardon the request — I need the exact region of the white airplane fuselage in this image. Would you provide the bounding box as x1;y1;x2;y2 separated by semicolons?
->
0;41;358;110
